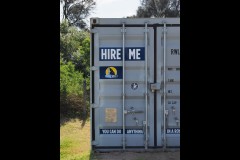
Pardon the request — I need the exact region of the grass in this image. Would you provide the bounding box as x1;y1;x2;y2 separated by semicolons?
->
60;118;91;160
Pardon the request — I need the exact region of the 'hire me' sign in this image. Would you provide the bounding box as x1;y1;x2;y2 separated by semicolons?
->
99;47;145;61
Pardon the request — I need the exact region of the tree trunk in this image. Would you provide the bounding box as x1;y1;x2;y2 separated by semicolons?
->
83;79;87;119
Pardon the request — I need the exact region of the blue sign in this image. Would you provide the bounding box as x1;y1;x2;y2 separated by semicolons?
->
99;66;123;79
99;48;122;61
100;129;144;134
125;47;145;61
100;129;122;134
99;47;145;61
166;128;180;134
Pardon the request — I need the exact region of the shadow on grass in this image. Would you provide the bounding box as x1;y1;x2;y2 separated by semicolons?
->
60;91;90;128
89;150;94;160
60;111;89;128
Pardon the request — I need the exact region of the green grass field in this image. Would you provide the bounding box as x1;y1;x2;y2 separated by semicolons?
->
60;118;180;160
60;118;91;160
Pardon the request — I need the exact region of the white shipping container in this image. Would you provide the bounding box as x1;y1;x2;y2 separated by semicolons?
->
90;18;180;151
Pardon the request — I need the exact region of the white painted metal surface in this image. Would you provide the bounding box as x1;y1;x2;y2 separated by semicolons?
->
90;18;180;150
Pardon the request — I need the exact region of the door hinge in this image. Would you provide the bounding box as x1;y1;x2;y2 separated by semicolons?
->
121;28;126;33
144;28;149;33
91;103;99;108
150;83;161;92
90;29;98;33
92;141;98;145
91;66;97;71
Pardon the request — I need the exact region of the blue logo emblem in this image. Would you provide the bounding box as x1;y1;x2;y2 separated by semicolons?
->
105;67;118;78
100;66;123;79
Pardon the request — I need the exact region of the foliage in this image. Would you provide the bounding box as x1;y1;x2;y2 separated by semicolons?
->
60;20;90;118
73;37;90;78
60;60;86;116
60;20;89;64
60;60;83;95
60;20;90;77
136;0;180;18
61;0;96;29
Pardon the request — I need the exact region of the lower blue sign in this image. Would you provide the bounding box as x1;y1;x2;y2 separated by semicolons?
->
100;66;123;79
100;129;143;134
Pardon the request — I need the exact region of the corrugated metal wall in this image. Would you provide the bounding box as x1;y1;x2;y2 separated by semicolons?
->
90;18;180;150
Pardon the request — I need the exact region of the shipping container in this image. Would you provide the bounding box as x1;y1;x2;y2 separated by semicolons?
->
90;18;180;151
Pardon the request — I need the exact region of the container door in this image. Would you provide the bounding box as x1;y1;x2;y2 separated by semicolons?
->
157;25;180;147
91;24;155;148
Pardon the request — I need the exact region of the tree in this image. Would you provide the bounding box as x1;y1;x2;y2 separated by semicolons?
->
72;37;90;78
60;20;91;117
60;60;84;96
60;20;88;64
60;20;90;79
61;0;96;29
60;59;87;117
136;0;180;18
